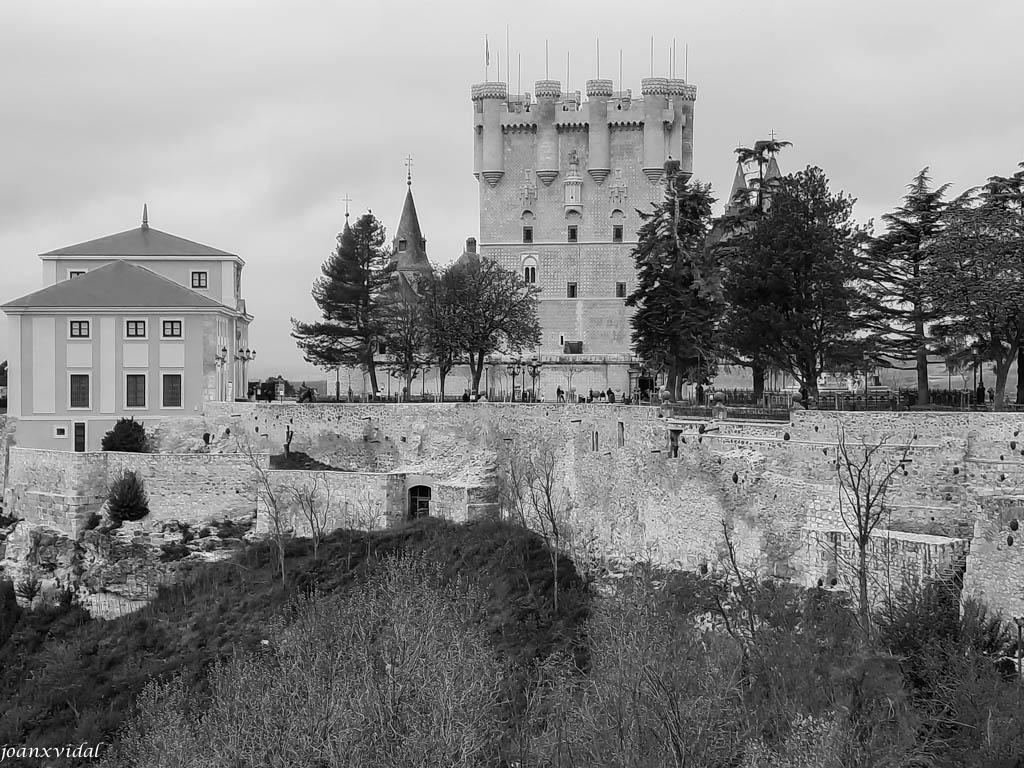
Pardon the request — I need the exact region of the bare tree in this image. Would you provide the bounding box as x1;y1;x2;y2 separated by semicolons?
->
286;472;333;560
237;434;291;585
833;422;913;641
500;436;573;611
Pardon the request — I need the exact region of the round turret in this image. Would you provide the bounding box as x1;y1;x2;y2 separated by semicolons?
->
534;80;562;185
472;82;508;187
586;78;614;98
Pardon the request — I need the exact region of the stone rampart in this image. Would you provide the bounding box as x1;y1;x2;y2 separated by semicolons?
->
4;447;265;535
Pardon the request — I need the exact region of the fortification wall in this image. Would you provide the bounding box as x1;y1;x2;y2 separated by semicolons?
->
4;447;265;535
6;402;1024;620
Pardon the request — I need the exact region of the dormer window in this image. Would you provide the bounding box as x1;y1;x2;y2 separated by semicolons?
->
398;239;408;252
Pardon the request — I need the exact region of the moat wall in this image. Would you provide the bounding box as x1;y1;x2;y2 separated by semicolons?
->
4;403;1024;619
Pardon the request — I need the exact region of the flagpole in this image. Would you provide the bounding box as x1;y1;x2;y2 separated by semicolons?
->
485;34;490;81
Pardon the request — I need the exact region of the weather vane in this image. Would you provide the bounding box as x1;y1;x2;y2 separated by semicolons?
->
404;154;414;186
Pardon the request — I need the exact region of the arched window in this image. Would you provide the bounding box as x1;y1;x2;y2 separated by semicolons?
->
408;485;431;519
521;210;534;244
522;255;538;284
610;209;625;243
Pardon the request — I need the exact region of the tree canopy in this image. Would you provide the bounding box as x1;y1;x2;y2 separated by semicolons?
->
860;168;951;404
718;166;866;397
432;257;541;396
291;213;393;394
626;172;720;399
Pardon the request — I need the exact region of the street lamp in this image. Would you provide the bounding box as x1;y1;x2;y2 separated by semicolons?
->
527;356;543;401
234;348;256;402
214;346;229;401
506;358;523;402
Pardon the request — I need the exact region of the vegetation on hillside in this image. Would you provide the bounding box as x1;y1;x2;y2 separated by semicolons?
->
1;514;1022;767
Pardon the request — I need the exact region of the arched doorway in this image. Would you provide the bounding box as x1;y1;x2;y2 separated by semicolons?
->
408;485;431;519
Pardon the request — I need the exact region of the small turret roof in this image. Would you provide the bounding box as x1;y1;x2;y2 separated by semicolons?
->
392;185;432;275
729;161;748;199
764;155;782;181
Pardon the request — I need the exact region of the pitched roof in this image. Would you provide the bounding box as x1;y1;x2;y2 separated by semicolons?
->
41;224;236;258
391;185;432;275
2;260;230;311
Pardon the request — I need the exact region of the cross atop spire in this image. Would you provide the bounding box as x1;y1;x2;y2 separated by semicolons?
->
341;195;353;219
404;154;414;186
768;128;777;141
142;203;149;229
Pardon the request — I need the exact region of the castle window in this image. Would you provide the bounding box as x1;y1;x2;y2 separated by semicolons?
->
522;255;538;285
612;225;624;243
523;226;533;244
162;374;183;408
69;374;90;409
162;320;183;338
567;225;578;243
125;320;147;338
616;282;627;298
398;239;408;251
567;282;578;298
126;374;147;408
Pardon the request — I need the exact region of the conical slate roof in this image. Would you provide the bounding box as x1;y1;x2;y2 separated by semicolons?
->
392;185;431;275
728;161;748;202
764;155;782;181
2;260;230;310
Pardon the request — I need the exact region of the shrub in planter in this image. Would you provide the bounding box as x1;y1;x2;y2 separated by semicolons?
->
107;470;150;528
101;417;150;453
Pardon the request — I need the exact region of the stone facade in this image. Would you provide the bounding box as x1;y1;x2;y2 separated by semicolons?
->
5;403;1024;621
473;76;696;396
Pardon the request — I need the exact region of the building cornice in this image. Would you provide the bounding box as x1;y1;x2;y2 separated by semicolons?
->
40;254;246;267
2;305;245;318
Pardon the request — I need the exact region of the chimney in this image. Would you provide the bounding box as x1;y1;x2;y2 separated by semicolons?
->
465;237;477;253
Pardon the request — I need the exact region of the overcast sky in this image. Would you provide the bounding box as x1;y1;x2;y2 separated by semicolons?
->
2;0;1022;380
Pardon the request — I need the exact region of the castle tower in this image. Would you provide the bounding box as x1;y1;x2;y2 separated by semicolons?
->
472;68;697;398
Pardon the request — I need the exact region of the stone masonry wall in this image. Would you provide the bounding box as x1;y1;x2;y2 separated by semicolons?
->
5;446;265;535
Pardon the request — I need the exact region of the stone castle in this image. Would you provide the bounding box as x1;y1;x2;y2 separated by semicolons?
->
473;75;696;397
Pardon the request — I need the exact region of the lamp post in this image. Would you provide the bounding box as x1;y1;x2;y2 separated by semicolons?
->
527;356;543;402
234;348;256;402
506;358;523;402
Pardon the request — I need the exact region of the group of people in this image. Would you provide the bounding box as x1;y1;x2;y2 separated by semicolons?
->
554;387;623;404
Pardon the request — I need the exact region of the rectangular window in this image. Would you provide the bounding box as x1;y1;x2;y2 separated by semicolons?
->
612;225;624;243
567;225;578;243
125;320;147;338
522;226;533;244
126;374;146;408
69;374;90;409
566;282;578;298
191;271;208;289
162;374;183;408
616;282;627;298
592;431;600;451
68;270;86;279
398;239;408;251
73;422;86;452
69;320;90;338
617;421;625;447
162;320;183;338
54;425;68;438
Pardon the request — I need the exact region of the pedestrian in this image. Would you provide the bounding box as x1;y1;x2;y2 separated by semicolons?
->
556;386;564;403
976;381;987;407
461;389;470;402
988;386;995;404
696;383;704;405
607;387;615;404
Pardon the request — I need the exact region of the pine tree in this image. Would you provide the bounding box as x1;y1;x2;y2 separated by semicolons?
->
626;170;720;400
106;470;150;528
719;166;866;398
291;213;394;395
861;168;951;405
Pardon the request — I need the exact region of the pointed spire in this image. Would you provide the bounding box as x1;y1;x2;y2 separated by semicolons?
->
141;203;149;229
725;161;749;215
392;177;431;276
764;155;782;181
